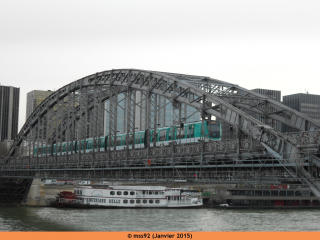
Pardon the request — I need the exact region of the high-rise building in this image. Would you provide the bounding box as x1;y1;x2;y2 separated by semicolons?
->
282;93;320;133
0;85;20;142
26;90;52;120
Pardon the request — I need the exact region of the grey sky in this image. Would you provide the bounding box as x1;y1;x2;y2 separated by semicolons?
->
1;0;320;130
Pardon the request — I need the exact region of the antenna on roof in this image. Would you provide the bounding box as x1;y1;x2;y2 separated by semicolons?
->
305;89;309;94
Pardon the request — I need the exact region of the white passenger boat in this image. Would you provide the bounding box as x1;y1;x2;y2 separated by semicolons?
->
53;185;203;208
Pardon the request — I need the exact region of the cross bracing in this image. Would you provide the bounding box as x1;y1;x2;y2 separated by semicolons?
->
2;69;320;197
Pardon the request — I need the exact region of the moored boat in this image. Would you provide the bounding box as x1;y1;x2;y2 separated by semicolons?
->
52;185;203;208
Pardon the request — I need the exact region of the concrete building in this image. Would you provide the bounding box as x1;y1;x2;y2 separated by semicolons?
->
282;93;320;133
26;90;53;120
0;85;20;142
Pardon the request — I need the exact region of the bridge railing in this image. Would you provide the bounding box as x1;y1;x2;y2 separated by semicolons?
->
282;130;320;148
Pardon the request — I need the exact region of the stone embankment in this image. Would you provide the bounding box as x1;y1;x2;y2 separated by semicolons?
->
27;179;74;206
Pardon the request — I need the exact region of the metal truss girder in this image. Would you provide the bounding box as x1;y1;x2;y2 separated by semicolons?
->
6;69;320;197
179;76;320;132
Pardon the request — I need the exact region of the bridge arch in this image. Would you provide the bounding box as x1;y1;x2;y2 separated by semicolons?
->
5;69;320;197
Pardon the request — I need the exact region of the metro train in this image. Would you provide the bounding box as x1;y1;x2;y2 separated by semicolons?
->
34;121;221;157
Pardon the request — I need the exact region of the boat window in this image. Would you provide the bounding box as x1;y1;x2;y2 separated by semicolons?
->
110;191;115;195
154;191;158;195
143;200;147;204
136;200;141;204
168;197;171;200
117;191;122;195
143;191;146;194
123;200;128;204
124;191;128;195
80;190;82;195
149;200;153;204
155;200;160;204
148;191;153;195
130;200;134;204
130;191;135;195
104;199;106;203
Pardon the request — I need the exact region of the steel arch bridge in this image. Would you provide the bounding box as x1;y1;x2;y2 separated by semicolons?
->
2;69;320;202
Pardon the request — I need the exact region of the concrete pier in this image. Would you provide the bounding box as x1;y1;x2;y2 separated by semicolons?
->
26;179;74;207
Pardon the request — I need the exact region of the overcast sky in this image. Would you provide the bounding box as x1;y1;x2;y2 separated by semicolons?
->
1;0;320;131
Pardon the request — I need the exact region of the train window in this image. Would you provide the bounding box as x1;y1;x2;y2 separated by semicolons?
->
116;137;121;146
123;136;126;146
135;133;140;144
110;137;114;147
141;133;145;144
128;134;133;145
187;126;194;138
176;127;185;139
159;130;167;141
169;129;176;140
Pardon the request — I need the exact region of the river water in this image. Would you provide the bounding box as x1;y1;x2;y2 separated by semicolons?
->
0;207;320;231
